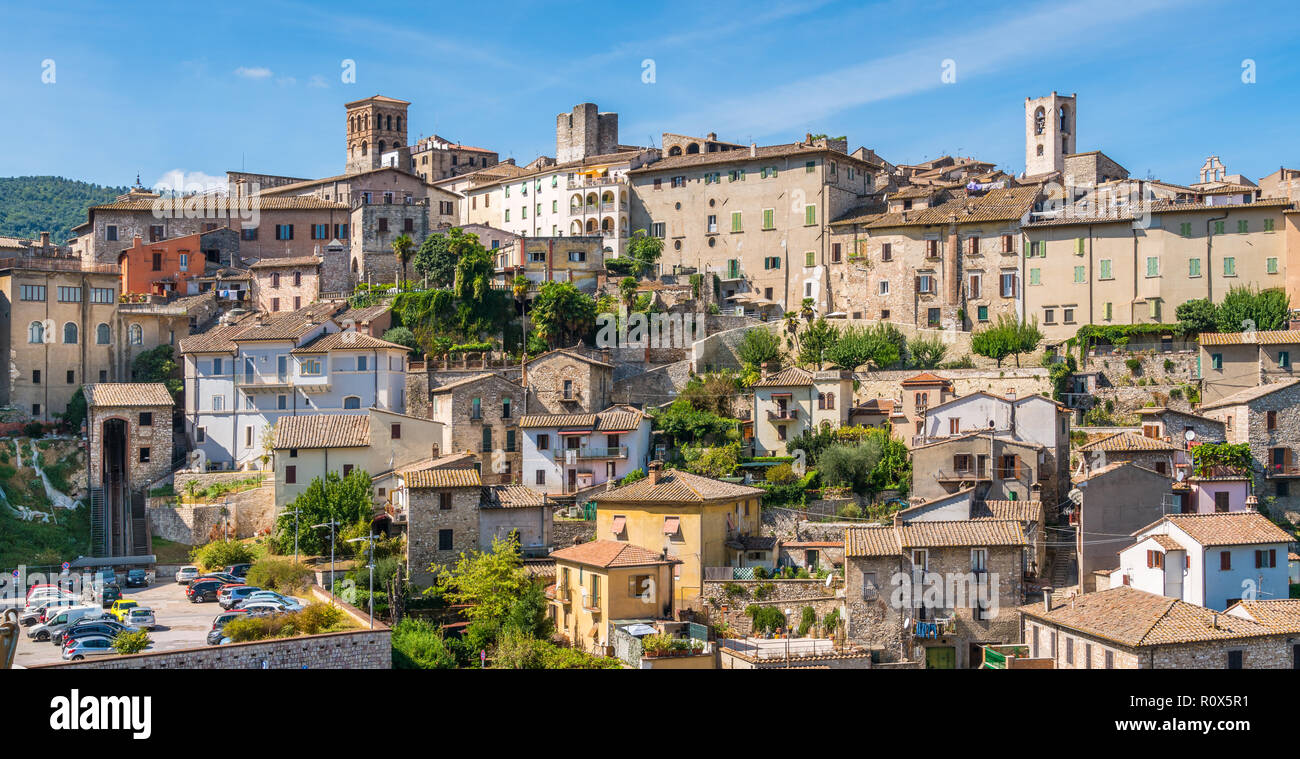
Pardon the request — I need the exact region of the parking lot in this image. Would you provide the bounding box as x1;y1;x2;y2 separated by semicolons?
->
13;578;222;667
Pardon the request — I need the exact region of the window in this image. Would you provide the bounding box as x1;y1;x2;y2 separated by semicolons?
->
1065;637;1074;665
343;396;361;409
1043;308;1055;324
196;427;206;444
1001;234;1013;253
831;243;842;263
58;286;82;302
730;211;742;233
537;434;550;451
1268;410;1278;430
927;308;941;327
977;305;989;322
1223;257;1236;276
670;176;685;188
471;397;482;419
286;465;298;484
19;285;45;301
1097;259;1112;279
1265;218;1276;232
1028;240;1042;257
301;358;321;375
1146;549;1164;569
506;429;516;452
1237;219;1249;234
1214;220;1225;235
1104;650;1113;669
881;242;892;261
1073;265;1085;283
275;224;294;240
1268;257;1279;274
878;280;889;295
212;395;224;411
481;426;492;452
1227;650;1243;669
1279;351;1290;369
926;240;938;258
1187;258;1202;278
1220;551;1231;570
1145;257;1159;277
106;225;118;241
917;274;934;294
1180;222;1192;237
968;273;981;299
967;236;980;255
1000;273;1017;298
391;423;401;439
1256;549;1277;568
241;227;258;241
805;251;815;268
764;256;781;270
139;412;153;426
91;287;114;304
535;470;545;485
438;530;453;551
650;222;665;237
1211;353;1223;370
502;397;511;418
805;161;816;172
1029;268;1040;286
139;447;150;463
32;370;40;384
129;324;143;345
66;370;74;384
62;322;77;344
1074;237;1085;256
27;321;43;344
804;205;816;226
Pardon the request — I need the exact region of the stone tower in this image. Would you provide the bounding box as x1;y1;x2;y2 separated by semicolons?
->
1024;92;1076;177
556;103;618;163
345;95;411;174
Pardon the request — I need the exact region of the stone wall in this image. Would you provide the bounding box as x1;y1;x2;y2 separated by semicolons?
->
88;402;173;491
407;486;480;588
610;358;694;407
853;367;1050;406
552;518;595;548
148;479;274;545
701;579;844;636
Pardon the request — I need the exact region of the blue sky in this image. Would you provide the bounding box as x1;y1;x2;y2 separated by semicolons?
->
1;0;1298;190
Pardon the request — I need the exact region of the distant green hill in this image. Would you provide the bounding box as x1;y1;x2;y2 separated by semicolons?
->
0;176;131;244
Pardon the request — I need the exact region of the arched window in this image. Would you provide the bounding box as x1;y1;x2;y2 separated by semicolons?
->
361;141;368;156
129;324;143;345
378;141;386;154
396;116;402;132
386;115;392;131
28;321;43;344
271;272;280;288
826;392;835;410
352;258;359;272
817;392;826;410
293;271;302;287
1034;106;1046;135
686;143;700;154
63;322;78;344
96;323;110;345
668;145;682;156
1059;105;1069;131
1036;144;1044;157
343;396;361;409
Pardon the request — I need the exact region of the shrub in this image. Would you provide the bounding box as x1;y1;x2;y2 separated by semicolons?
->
22;422;43;438
1163;358;1175;372
837;503;862;519
797;606;817;636
766;463;795;483
245;557;315;593
722;582;748;599
392;619;457;669
745;605;786;634
222;602;345;642
111;629;151;655
1125;358;1142;375
754;582;775;600
189;540;256;572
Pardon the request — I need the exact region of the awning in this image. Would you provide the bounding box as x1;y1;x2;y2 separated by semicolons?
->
769;392;792;398
663;516;680;535
611;515;626;535
623;623;658;637
558;429;590;436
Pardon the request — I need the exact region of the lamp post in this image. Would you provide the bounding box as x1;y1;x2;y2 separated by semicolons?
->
346;534;379;629
784;607;794;667
311;521;339;597
284;508;303;564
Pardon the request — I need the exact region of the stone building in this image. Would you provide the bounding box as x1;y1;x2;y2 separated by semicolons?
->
523;346;614;414
751;366;853;456
1198;379;1300;515
629;136;884;313
910;432;1045;506
249;257;321;313
348;198;430;286
400;466;483;587
556;103;619;163
1072;461;1175;592
1024;92;1076;178
409;135;499;183
494;236;605;294
86;382;174;557
345;95;410;174
844;519;1029;668
1077;431;1181;476
1198;329;1300;405
1020;586;1300;669
426;372;524;484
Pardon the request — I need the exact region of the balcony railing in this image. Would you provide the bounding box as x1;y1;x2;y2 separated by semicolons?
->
235;372;293;388
1265;465;1300;479
578;446;628;459
934;468;990;482
767;408;799;421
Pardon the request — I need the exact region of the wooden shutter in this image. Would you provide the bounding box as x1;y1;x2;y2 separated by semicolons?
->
1256;550;1263;569
1221;551;1231;570
1271;549;1277;568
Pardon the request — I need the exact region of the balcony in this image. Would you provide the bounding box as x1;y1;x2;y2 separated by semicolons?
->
567;175;627;190
384;502;407;524
1265;464;1300;479
578;446;628;460
767;408;799;422
235;372;294;390
935;468;990;483
557;584;571;603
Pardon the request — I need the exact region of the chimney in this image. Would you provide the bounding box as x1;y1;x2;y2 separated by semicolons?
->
760;362;770;379
749;142;757;158
1042;590;1053;612
39;232;49;249
1212;612;1219;630
648;460;663;486
707;132;717;141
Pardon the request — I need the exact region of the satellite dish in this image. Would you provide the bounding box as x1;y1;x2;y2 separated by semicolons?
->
1184;429;1196;441
1067;488;1083;505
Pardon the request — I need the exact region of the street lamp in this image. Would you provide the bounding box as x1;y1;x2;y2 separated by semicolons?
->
284;508;303;564
346;534;379;629
311;521;339;597
784;607;794;667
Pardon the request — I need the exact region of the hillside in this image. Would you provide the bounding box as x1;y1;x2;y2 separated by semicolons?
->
0;176;131;244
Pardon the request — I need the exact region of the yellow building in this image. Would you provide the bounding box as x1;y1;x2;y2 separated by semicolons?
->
547;539;679;653
591;463;766;610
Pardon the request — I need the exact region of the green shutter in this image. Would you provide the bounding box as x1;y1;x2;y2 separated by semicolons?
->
1146;257;1158;277
731;212;742;233
1074;237;1085;255
1029;268;1041;286
1099;259;1112;279
1224;257;1235;276
1214;221;1225;234
1180;222;1191;237
1268;257;1279;274
1103;302;1112;320
1189;258;1201;277
1265;218;1275;232
1238;219;1248;233
1073;265;1085;283
763;209;774;229
805;251;815;267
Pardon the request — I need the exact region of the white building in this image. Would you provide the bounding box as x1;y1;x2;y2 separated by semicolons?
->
751;367;852;457
179;302;409;469
1108;512;1293;611
519;406;651;496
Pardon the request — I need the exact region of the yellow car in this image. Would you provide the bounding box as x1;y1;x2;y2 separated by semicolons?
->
108;599;139;623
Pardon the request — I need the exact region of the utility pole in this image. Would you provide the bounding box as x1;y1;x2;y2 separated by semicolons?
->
312;521;339;597
284;508;302;564
346;534;379;628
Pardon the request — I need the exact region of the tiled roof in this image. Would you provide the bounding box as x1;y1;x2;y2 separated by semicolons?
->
1198;378;1300;410
530;346;614;368
901;371;952;387
1141;512;1293;547
978;500;1044;524
828;200;889;226
181;303;347;353
846;520;1027;557
519;413;597;429
337;303;391;324
595;407;648;431
485;485;548;509
1227;600;1300;633
1020;586;1283;647
177;317;253;353
1148;535;1184;551
273;414;370;449
290;330;408;353
861;185;1041;229
84;383;173;407
429;373;519;394
596;469;763;504
549;540;678;568
629;142;875;173
257;166;439;197
248;256;322;269
403;467;481;489
1020;198;1295;228
852;398;896;413
90;196;348;211
1198;330;1300;346
845;525;902;556
1078;431;1178;452
753;366;814;387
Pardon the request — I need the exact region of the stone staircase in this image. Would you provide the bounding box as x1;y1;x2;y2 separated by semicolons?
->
1049;526;1077;596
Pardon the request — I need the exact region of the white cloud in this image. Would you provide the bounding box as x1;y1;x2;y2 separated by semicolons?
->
308;74;328;89
275;76;297;86
153;170;226;194
234;66;272;80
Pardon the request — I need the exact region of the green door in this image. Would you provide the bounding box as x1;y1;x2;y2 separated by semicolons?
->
925;646;956;669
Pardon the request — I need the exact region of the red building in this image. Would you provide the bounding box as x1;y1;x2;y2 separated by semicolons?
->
118;232;206;297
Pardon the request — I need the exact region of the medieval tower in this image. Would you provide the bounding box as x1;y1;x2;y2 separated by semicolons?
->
345;95;410;174
555;103;618;163
1025;92;1076;177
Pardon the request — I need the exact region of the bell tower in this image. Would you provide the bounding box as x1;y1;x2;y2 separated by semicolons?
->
1025;92;1076;177
345;95;410;174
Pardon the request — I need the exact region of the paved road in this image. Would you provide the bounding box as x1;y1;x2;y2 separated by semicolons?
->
13;580;221;667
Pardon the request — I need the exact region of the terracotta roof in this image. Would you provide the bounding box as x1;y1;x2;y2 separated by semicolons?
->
1136;511;1293;547
595;407;648;431
901;371;952;387
1078;431;1179;452
530;346;614;368
1147;534;1184;551
862;185;1041;229
177;318;253;353
403;467;481;489
828;200;889;226
844;525;902;556
249;256;322;269
90;196;348;211
429;373;511;394
485;485;548;509
1021;198;1295;228
290;330;408;353
273;414;371;449
337;303;391;324
549;540;678;569
596;469;763;504
846;519;1026;557
84;383;173;407
180;303;346;353
1021;586;1284;647
978;500;1044;524
853;398;896;414
519;413;597;429
1228;600;1300;633
1198;330;1300;346
753;366;814;387
629;142;876;174
1198;378;1300;411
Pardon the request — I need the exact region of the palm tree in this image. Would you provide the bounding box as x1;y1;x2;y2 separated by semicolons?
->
391;234;415;287
800;297;816;321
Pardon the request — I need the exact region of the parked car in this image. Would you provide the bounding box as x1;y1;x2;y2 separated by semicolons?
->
123;607;156;631
194;572;243;585
176;566;199;584
58;618;134;647
28;605;104;642
63;634;120;661
25;588;76;608
100;583;123;608
225;563;252;579
241;590;303;606
207;609;248;645
108;599;140;622
218;585;262;610
124;569;151;588
20;597;78;626
187;579;224;603
94;569;119;587
239;599;302;614
25;583;74;603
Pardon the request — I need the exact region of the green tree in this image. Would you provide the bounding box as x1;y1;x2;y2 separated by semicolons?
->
625;229;664;277
272;469;375;556
392;619;458;669
818;441;883;493
413;227;481;286
435;536;528;625
391;233;415;286
618;276;638;309
1175;297;1218;334
652;398;736;446
1216;285;1291;333
382;326;419;354
59;386;87;432
530;281;597;348
111;629;151;655
737;327;783;370
798;318;839;368
682;442;741;478
131;345;182;397
972;315;1042;367
679;372;739;416
908;336;947;369
826;323;904;370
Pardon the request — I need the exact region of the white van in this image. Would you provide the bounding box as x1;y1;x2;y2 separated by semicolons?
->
28;605;104;641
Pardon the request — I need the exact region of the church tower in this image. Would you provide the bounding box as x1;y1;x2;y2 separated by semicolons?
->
1024;92;1076;177
345;95;410;174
